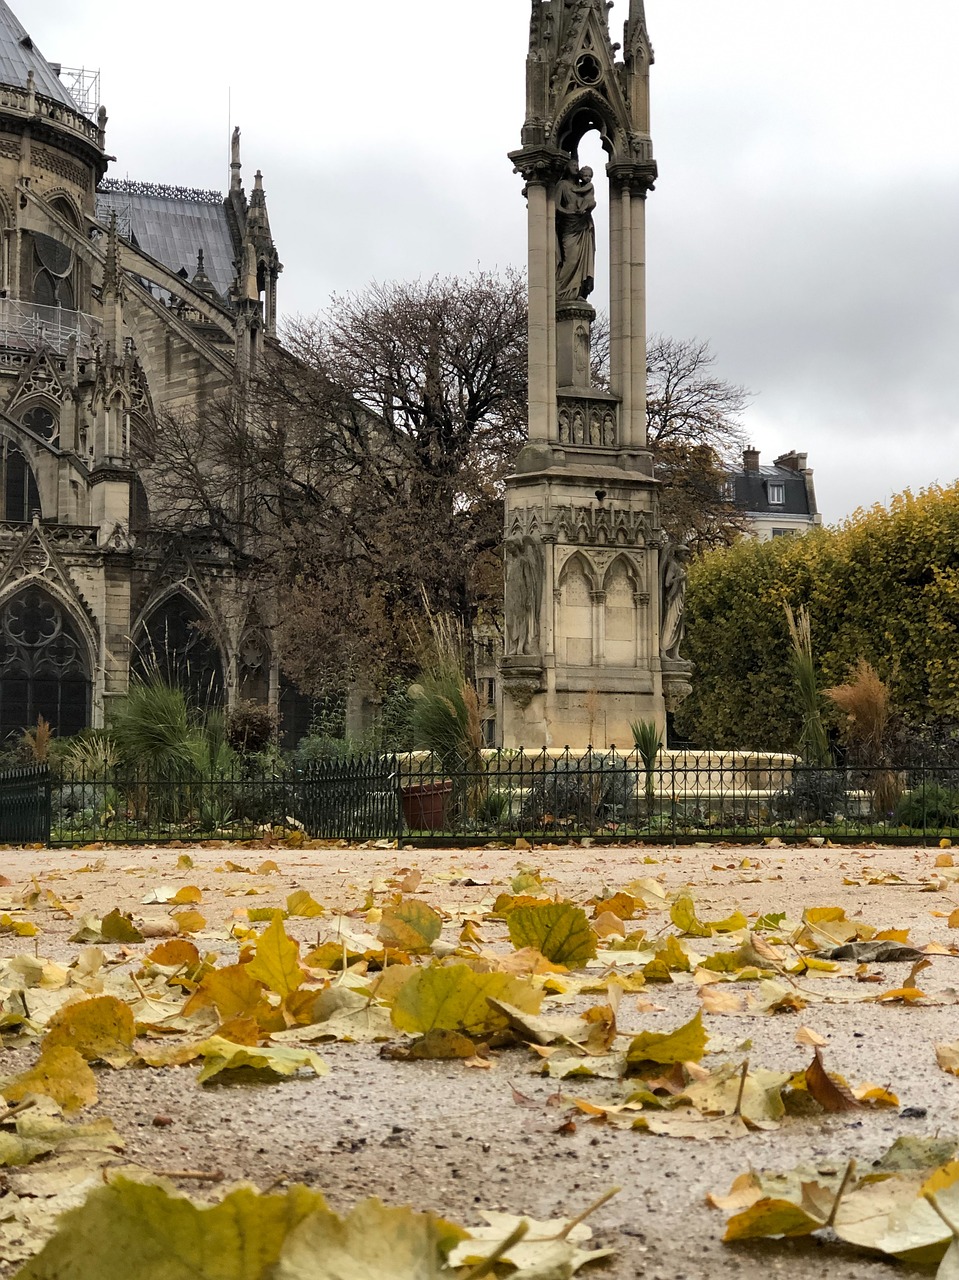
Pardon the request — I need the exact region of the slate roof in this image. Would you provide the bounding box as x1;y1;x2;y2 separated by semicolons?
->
0;0;80;110
732;464;813;518
95;184;237;301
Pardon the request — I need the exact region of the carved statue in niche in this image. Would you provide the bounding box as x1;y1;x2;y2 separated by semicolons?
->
555;164;596;303
504;534;544;658
573;323;590;382
572;407;586;444
660;541;690;660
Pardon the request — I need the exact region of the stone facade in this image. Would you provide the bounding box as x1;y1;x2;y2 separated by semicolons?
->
501;0;691;750
0;1;288;742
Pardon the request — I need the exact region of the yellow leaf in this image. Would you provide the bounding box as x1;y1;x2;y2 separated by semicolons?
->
378;900;443;954
146;939;201;969
276;1197;467;1280
246;914;304;998
390;963;541;1036
626;1011;708;1068
183;963;275;1027
1;1044;98;1113
0;914;38;937
286;890;325;918
506;902;597;966
709;910;749;934
43;995;136;1067
15;1176;326;1280
172;909;206;934
669;893;712;938
177;854;194;870
723;1197;825;1241
795;1026;828;1048
852;1083;899;1108
172;885;203;904
246;908;287;923
591;892;644;920
936;1042;959;1076
195;1036;328;1083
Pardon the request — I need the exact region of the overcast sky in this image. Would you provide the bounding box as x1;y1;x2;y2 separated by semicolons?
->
21;0;959;524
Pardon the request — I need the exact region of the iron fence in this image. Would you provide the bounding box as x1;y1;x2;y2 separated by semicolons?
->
2;751;959;846
0;765;52;844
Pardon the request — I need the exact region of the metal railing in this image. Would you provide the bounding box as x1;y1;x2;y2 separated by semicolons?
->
2;752;959;846
0;299;102;357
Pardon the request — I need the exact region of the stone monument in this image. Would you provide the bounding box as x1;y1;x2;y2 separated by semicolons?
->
501;0;692;749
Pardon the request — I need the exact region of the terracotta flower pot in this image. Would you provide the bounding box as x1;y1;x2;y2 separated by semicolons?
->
401;780;452;832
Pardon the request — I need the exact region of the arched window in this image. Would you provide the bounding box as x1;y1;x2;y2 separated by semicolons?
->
31;232;75;310
0;587;90;738
19;405;58;444
0;439;41;523
132;594;224;709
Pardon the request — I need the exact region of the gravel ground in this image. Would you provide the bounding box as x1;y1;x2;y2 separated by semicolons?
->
2;838;958;1278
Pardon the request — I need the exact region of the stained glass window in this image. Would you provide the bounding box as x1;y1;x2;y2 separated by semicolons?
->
0;587;90;738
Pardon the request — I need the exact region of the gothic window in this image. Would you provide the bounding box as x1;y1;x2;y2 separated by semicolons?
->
0;439;41;523
19;405;58;444
0;587;90;738
238;628;270;704
31;233;75;310
132;595;224;709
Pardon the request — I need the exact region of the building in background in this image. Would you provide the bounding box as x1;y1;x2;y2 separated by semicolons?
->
0;0;290;742
728;447;821;542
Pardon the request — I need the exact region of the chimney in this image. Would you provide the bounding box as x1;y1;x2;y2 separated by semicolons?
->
743;447;760;472
774;450;807;473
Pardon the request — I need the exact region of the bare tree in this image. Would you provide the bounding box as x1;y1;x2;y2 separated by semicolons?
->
645;335;750;551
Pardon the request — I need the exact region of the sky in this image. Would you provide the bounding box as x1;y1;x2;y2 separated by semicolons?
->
19;0;959;525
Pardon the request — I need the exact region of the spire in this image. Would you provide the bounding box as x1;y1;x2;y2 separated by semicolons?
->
0;0;83;110
103;212;121;298
191;248;222;303
626;0;653;62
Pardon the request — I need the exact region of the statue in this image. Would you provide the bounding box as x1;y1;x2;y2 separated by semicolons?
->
556;165;597;304
660;541;689;660
504;535;544;657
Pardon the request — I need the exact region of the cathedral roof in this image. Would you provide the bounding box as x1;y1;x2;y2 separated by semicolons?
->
96;181;237;300
0;0;81;110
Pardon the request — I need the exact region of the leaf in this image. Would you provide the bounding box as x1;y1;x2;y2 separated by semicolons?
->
1;1045;98;1113
804;1047;861;1113
636;1110;750;1140
507;903;597;967
275;1198;467;1279
69;910;143;944
390;964;541;1036
287;891;325;918
172;886;203;905
486;999;593;1047
183;964;275;1028
626;1011;707;1068
0;914;38;937
0;1132;54;1166
383;1029;478;1061
43;995;136;1068
146;939;201;969
246;914;304;998
378;900;443;953
14;1176;326;1280
723;1197;826;1241
669;893;712;938
936;1042;959;1076
171;909;207;934
447;1209;614;1276
709;910;749;934
795;1026;828;1048
194;1036;328;1083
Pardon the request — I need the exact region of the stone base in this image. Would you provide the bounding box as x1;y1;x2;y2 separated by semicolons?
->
500;671;666;752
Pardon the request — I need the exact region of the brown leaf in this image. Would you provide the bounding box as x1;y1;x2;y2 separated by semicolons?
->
795;1026;828;1048
805;1048;861;1113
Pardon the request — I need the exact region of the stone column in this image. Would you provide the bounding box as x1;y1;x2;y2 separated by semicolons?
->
526;179;552;443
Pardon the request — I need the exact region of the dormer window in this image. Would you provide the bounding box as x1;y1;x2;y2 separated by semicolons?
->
768;482;785;505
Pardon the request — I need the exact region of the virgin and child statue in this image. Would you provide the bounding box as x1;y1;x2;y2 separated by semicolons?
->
555;164;597;305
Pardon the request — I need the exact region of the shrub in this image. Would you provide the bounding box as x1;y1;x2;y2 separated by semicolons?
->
773;768;848;822
522;752;635;827
896;783;959;830
227;701;276;755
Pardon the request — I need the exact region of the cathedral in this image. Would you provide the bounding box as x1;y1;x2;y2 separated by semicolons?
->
0;1;292;744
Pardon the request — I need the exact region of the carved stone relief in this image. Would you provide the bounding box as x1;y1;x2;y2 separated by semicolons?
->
557;396;617;446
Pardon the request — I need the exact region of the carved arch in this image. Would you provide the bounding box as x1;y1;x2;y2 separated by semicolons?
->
602;552;645;593
0;581;94;736
131;584;226;707
556;90;627;157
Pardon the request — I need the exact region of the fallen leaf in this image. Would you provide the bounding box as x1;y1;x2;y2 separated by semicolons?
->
286;891;325;919
43;996;136;1068
1;1045;98;1113
246;914;304;999
390;964;542;1037
805;1048;861;1112
627;1011;708;1068
507;902;598;967
195;1036;328;1083
378;900;443;954
14;1176;326;1280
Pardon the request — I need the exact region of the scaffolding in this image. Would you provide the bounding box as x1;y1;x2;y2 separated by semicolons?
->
57;67;101;121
